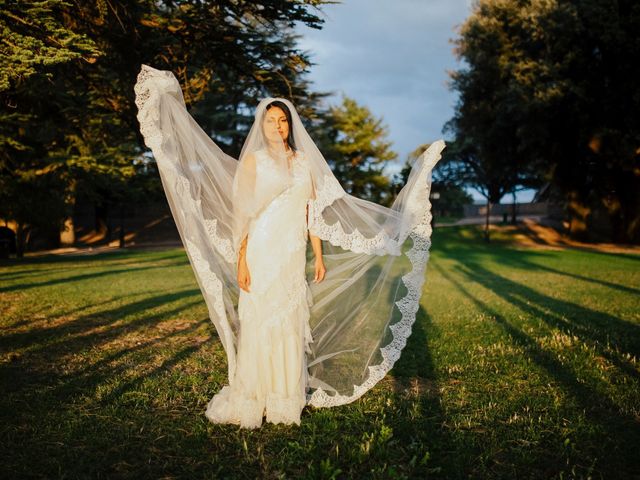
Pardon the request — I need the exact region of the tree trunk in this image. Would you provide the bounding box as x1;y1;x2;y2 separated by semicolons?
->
118;204;125;248
511;191;517;224
612;189;640;244
95;202;110;242
16;222;26;259
484;199;491;242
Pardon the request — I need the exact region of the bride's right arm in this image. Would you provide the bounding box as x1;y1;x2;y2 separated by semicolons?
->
238;235;248;259
237;235;251;292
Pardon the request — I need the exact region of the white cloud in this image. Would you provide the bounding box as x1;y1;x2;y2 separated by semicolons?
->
294;0;539;203
295;0;473;168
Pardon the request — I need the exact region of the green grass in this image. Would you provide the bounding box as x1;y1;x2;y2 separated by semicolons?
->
1;227;639;479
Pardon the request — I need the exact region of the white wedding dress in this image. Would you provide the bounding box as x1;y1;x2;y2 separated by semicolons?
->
205;148;315;428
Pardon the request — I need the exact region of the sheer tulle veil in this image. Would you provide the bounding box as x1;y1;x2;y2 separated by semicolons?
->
134;64;445;408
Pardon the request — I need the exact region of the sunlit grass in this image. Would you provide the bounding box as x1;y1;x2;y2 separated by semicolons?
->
1;227;638;478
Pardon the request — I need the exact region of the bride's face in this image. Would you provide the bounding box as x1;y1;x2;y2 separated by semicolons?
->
262;106;289;145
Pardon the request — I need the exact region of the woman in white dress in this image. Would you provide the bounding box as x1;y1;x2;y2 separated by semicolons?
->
206;102;326;428
134;64;445;430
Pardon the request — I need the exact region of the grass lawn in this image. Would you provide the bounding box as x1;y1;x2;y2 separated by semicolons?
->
1;226;639;479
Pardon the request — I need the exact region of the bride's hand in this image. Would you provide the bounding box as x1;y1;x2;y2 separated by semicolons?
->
313;257;326;283
238;257;251;292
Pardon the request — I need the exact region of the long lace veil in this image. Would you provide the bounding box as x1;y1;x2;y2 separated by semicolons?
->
134;64;445;408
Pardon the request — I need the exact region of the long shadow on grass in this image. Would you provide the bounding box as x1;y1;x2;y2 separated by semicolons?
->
0;261;189;294
0;248;188;287
433;261;640;477
0;317;215;479
1;316;209;403
434;227;640;296
88;322;211;408
0;288;207;404
388;303;463;478
456;261;640;379
0;291;157;331
509;257;640;296
0;288;204;352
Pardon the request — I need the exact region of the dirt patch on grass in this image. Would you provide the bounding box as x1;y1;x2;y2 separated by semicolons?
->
491;219;640;254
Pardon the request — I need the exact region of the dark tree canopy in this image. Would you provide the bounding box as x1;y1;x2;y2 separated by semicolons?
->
446;0;640;243
0;0;337;255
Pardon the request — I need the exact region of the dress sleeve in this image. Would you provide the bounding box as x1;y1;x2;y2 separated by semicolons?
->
306;200;319;237
306;167;322;237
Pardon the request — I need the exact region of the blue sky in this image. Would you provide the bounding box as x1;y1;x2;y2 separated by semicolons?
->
295;0;535;203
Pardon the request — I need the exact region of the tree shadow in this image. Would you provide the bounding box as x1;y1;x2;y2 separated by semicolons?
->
508;257;640;296
388;305;455;474
384;245;465;477
0;288;203;351
0;316;214;479
435;226;640;294
454;261;640;376
0;248;228;478
431;261;640;476
0;286;211;410
0;260;189;294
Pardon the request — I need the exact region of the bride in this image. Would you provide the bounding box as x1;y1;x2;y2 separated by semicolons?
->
134;64;445;429
208;100;325;428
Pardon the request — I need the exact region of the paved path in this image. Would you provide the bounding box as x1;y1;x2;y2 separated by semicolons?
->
435;215;544;227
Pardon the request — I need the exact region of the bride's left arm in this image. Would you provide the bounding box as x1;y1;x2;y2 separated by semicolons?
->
306;203;326;283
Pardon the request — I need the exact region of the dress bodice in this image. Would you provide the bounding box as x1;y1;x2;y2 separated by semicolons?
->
254;148;312;202
244;148;313;295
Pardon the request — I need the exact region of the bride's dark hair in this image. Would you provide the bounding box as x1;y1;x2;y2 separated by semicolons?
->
265;100;297;151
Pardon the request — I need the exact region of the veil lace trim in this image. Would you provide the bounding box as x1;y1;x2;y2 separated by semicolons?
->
204;218;236;263
134;65;238;378
305;145;440;408
307;183;396;256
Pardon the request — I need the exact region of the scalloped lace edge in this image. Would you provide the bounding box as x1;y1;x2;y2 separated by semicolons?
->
134;66;236;370
305;147;441;408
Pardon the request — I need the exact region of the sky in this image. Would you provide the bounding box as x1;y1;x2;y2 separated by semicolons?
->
295;0;535;203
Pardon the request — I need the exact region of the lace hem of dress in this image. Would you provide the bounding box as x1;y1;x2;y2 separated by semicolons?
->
265;393;305;426
205;385;264;429
305;142;443;408
205;386;304;428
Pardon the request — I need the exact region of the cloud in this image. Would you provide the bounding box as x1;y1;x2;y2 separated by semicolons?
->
295;0;474;171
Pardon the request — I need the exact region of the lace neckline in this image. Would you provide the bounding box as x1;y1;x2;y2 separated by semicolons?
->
260;148;301;172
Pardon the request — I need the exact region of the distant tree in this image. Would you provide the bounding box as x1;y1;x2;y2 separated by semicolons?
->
445;0;544;240
316;96;397;205
434;138;536;240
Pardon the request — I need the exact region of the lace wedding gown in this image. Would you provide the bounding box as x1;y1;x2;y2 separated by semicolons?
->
205;148;314;428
